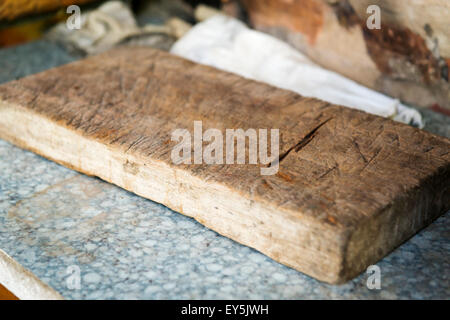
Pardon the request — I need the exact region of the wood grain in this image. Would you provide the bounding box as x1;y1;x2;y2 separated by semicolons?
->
241;0;450;110
0;47;448;283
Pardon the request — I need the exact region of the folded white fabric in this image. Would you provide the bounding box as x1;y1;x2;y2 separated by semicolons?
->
171;14;423;127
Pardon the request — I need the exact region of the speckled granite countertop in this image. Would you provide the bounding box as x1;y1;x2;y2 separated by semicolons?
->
0;40;449;299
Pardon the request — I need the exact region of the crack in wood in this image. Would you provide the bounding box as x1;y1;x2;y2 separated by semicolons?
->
352;139;368;163
269;117;333;168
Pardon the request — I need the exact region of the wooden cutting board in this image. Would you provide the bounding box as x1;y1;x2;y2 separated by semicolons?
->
0;47;448;284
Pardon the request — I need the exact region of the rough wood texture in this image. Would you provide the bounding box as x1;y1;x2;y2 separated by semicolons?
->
240;0;450;111
0;47;449;283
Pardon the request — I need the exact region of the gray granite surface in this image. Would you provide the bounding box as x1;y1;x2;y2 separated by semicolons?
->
0;39;449;300
1;139;449;299
0;40;77;85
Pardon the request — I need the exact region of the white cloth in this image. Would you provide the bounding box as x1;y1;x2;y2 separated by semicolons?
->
47;1;174;55
171;15;423;127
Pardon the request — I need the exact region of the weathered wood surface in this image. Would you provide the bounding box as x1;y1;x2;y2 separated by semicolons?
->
240;0;450;111
0;47;449;283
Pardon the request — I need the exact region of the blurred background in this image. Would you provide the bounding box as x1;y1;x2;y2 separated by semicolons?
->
0;0;449;135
